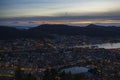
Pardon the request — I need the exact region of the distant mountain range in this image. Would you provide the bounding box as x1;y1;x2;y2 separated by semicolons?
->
0;24;120;40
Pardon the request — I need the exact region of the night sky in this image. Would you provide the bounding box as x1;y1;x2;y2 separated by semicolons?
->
0;0;120;26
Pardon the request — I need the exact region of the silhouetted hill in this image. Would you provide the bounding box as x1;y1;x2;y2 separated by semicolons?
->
0;26;23;40
0;24;120;40
28;24;120;37
86;24;104;28
28;24;80;35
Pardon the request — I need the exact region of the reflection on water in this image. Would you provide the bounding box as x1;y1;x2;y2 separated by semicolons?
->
75;43;120;49
94;43;120;49
61;66;89;74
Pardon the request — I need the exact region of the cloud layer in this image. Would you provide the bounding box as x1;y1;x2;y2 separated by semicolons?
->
0;0;120;26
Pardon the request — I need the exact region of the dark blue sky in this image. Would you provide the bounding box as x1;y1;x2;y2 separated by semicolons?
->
0;0;120;26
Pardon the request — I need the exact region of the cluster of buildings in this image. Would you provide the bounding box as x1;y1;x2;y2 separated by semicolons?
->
0;36;120;79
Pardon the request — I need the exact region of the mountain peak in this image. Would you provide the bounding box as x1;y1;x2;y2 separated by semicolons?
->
38;24;68;27
86;24;98;27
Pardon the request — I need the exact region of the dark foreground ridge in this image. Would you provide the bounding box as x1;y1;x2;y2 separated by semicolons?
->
0;24;120;40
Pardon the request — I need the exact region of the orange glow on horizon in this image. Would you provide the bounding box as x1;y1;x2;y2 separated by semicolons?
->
2;19;120;26
30;20;120;25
